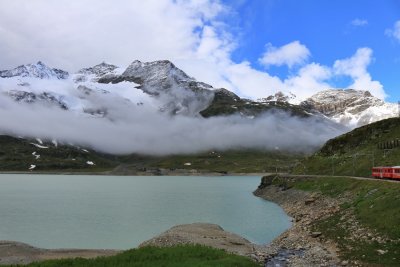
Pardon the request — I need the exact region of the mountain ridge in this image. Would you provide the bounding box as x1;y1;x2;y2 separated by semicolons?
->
1;60;396;127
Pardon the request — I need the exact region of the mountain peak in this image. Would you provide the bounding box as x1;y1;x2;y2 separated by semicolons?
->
303;89;380;108
77;62;119;77
121;60;193;87
301;88;397;127
0;61;69;79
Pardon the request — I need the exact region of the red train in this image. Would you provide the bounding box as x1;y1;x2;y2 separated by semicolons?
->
372;166;400;180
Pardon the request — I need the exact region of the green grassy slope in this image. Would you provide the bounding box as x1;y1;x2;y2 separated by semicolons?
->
0;135;117;172
118;149;303;174
270;175;400;266
3;245;259;267
293;117;400;177
0;135;303;173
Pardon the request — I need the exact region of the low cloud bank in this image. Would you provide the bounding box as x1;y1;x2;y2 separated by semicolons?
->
0;96;346;155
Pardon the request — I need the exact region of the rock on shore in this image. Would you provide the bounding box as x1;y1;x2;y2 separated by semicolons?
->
139;223;268;262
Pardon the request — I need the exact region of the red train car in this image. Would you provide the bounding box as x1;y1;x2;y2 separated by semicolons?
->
372;166;400;180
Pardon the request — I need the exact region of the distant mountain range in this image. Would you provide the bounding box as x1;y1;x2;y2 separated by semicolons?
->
0;59;398;163
1;60;396;125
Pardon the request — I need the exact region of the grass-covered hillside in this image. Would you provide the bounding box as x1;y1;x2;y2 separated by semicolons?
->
1;245;259;267
0;135;303;173
269;176;400;266
0;135;117;172
110;149;302;174
293;117;400;177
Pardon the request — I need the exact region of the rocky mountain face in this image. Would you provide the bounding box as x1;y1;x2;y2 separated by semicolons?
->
97;60;215;115
300;89;398;127
74;62;120;83
6;90;68;110
0;60;215;118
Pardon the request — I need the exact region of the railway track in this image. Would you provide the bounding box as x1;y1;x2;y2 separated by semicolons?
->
275;173;400;183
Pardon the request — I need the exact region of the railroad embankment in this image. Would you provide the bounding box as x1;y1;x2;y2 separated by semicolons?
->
254;174;400;266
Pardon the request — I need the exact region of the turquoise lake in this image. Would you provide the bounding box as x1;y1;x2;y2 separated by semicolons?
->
0;174;291;249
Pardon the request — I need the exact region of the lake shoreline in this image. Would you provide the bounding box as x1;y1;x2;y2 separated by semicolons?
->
0;223;270;265
0;170;271;176
1;174;288;265
0;173;335;266
253;175;342;266
0;241;120;265
0;173;343;266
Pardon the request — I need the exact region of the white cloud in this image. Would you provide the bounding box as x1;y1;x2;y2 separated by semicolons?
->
351;19;368;27
259;41;311;68
0;0;388;102
283;63;332;102
0;96;345;155
0;0;221;71
333;48;386;99
385;20;400;42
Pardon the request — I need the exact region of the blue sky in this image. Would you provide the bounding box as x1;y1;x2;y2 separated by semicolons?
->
220;0;400;102
0;0;399;102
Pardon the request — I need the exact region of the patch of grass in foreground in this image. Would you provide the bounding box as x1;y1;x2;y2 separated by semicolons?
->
275;176;400;266
6;245;259;267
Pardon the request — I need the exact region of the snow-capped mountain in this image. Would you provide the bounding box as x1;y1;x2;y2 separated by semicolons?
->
301;89;398;127
74;62;121;82
97;60;214;115
0;60;396;129
0;61;68;79
2;60;380;157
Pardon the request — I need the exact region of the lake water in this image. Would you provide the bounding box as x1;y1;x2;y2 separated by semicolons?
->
0;174;291;249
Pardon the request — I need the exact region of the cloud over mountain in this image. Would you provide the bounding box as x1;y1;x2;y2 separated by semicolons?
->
0;0;389;102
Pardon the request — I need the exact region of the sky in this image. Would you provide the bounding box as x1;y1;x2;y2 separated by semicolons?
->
0;0;399;102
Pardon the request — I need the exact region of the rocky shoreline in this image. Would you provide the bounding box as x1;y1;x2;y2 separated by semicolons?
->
254;175;344;266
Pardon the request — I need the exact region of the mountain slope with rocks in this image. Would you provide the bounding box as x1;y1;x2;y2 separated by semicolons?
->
300;89;398;127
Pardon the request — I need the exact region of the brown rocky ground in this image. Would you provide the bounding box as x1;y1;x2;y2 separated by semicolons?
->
0;241;119;265
254;176;344;266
